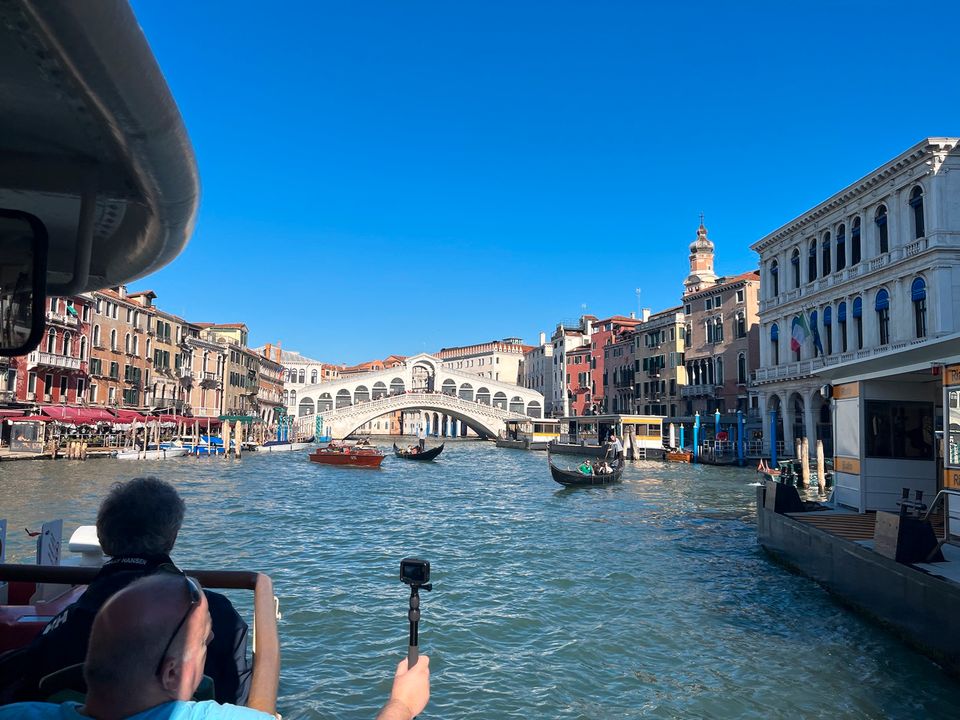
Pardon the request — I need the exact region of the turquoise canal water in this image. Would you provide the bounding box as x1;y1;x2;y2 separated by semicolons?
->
3;442;960;719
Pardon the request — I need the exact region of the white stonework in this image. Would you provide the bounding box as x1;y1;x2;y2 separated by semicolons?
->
291;353;545;439
523;332;554;414
751;137;960;511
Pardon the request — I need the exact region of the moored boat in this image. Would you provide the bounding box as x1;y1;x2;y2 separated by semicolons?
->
393;443;444;461
308;444;385;468
548;454;624;487
115;447;189;460
255;437;316;453
665;449;692;463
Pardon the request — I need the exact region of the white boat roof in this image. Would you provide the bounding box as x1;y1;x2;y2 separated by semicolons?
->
0;1;199;294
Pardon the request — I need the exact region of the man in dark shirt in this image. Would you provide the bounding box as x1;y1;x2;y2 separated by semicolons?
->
0;476;251;705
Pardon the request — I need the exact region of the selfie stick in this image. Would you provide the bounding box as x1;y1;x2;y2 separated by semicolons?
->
407;581;431;668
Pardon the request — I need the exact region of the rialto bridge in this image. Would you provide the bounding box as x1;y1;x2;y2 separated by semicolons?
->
290;353;544;440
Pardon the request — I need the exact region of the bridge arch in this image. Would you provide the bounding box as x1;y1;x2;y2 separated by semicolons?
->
527;400;541;417
299;398;315;416
493;391;507;409
336;389;351;408
355;385;370;403
441;379;456;395
390;377;405;395
372;381;387;399
509;396;524;414
476;387;491;405
318;393;333;412
458;383;473;401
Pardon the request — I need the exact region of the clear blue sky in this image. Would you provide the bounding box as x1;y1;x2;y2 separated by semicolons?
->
130;0;958;365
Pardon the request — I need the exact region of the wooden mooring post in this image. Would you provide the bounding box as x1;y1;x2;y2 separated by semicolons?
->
816;440;826;494
800;437;810;489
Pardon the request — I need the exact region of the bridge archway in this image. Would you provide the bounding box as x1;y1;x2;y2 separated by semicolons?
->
318;393;333;412
355;385;370;404
493;392;507;409
527;400;541;417
373;381;387;399
441;379;456;395
459;383;473;401
299;398;315;416
336;389;351;408
476;387;490;405
509;396;524;414
390;377;405;395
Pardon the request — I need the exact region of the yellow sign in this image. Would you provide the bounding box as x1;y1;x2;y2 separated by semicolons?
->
945;365;960;385
946;469;960;490
834;456;860;475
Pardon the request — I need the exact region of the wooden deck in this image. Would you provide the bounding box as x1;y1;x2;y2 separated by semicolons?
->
787;509;946;542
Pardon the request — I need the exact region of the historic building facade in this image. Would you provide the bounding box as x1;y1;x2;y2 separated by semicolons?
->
435;339;528;385
88;287;152;409
752;137;960;511
635;307;687;417
522;333;554;414
679;222;760;417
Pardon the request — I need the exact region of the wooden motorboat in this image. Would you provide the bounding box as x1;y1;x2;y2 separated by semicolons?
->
548;455;624;487
308;445;385;468
393;443;444;461
665;449;692;463
756;459;781;481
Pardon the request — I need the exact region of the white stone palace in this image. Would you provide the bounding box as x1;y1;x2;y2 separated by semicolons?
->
752;137;960;511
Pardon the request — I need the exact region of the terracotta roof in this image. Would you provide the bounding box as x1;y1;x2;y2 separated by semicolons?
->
127;290;157;298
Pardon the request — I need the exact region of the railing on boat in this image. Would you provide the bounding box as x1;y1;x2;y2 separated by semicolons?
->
921;488;960;557
0;565;280;716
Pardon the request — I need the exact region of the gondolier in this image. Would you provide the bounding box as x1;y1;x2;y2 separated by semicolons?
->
606;433;624;462
417;424;427;451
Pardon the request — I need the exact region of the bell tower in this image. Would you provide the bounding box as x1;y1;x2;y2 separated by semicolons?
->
683;214;717;295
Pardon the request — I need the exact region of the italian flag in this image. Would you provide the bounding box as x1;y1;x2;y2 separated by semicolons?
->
790;314;810;352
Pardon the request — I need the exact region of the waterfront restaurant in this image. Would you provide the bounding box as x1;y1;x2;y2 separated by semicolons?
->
752;138;960;512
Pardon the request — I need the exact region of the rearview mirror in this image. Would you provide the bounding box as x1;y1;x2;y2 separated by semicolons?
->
0;210;48;357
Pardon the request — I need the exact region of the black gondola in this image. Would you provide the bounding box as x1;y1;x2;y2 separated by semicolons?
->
548;454;624;487
393;443;444;461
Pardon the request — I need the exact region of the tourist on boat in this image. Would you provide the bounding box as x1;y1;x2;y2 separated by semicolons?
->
0;477;251;706
578;460;593;475
0;573;431;720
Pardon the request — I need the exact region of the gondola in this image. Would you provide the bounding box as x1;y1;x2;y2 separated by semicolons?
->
393;443;444;461
548;454;624;487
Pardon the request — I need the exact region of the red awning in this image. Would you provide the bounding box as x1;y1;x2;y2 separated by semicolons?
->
40;406;116;424
10;415;53;422
113;409;148;424
0;409;27;418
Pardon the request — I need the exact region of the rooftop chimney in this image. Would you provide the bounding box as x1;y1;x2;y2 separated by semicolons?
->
539;331;546;345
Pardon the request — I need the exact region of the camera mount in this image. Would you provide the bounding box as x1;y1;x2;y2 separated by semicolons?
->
407;580;431;668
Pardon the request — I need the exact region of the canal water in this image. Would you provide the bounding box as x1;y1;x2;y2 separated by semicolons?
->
3;442;960;719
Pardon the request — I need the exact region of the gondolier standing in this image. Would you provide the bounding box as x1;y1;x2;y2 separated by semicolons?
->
418;423;427;451
607;432;624;463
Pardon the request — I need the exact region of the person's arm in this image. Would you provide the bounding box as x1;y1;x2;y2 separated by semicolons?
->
376;655;430;720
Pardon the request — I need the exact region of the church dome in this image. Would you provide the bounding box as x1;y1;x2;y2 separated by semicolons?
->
689;220;714;254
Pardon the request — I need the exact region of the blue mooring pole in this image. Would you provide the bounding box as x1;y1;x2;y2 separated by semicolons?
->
693;412;701;463
736;410;744;466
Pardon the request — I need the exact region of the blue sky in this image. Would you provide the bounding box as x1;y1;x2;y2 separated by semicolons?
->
130;0;958;364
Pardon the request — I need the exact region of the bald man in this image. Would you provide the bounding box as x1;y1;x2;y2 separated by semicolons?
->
0;573;430;720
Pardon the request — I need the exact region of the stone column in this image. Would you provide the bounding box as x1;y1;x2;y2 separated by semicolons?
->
783;396;796;458
803;392;817;459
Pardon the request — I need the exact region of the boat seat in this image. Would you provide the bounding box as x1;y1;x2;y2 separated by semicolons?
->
39;663;215;704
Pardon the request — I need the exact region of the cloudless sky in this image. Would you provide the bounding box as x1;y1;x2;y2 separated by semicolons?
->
130;0;958;364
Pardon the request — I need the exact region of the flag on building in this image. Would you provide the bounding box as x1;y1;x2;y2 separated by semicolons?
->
790;314;810;352
809;310;825;356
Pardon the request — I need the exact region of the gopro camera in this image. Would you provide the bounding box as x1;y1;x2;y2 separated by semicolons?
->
400;558;430;587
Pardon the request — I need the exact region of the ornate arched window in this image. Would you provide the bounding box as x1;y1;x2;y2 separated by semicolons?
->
822;306;833;354
821;231;832;276
110;329;117;351
808;240;817;282
769;260;779;297
838;301;848;353
836;224;846;271
791;248;801;288
63;331;72;357
875;205;889;254
853;297;863;349
851;217;862;265
737;352;746;384
912;277;927;339
875;289;890;345
46;328;56;354
310;369;318;384
909;186;925;239
298;369;305;383
770;324;780;365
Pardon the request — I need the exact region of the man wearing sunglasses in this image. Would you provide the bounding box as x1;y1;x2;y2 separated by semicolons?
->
0;573;431;720
0;477;251;706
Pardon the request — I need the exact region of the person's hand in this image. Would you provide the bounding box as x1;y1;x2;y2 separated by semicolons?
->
377;655;430;719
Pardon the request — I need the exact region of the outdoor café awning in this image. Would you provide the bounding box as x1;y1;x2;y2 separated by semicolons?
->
40;406;117;424
113;409;148;424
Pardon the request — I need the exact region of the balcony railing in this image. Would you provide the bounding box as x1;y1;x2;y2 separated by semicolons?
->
180;369;195;381
45;310;78;327
27;351;82;371
680;384;721;398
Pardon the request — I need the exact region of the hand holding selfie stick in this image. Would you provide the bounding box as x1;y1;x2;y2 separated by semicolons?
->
400;558;431;668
